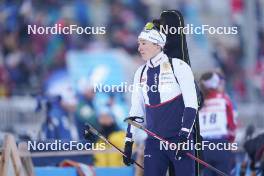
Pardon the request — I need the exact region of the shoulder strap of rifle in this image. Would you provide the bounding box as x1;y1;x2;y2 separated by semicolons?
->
168;57;179;84
139;65;146;83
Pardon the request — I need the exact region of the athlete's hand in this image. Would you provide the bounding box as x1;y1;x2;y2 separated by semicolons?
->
123;140;134;166
175;130;189;160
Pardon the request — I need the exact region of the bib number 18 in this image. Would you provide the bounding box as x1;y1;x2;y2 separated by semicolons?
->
202;113;217;125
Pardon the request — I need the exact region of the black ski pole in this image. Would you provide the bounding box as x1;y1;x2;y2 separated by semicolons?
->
84;123;144;170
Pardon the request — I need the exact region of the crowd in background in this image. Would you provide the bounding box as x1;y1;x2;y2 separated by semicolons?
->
0;0;263;101
0;0;149;97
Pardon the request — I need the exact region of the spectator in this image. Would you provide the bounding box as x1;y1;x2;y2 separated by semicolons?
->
94;107;126;167
75;78;98;140
41;83;78;140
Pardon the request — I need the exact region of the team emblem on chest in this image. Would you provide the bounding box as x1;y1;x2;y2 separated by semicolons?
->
160;62;174;84
162;62;171;71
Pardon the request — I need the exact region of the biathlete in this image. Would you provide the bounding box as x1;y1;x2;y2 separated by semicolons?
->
123;22;198;176
199;71;237;176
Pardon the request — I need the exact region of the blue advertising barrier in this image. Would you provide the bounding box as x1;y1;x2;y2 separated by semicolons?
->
35;166;134;176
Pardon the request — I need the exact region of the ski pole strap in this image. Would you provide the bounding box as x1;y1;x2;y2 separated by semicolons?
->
125;119;144;130
125;119;168;143
124;116;144;139
124;116;144;123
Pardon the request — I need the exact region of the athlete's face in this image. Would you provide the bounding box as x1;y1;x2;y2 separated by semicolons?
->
138;39;161;61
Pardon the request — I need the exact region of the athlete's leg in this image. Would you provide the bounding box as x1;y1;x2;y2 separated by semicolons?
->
144;138;169;176
166;138;195;176
171;152;195;175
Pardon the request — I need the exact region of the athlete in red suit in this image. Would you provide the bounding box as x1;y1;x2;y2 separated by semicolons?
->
199;71;237;176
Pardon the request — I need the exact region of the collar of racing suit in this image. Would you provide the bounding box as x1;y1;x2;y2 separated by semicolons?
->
146;51;168;68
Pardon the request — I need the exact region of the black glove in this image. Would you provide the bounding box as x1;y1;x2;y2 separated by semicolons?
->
175;130;189;160
123;140;134;166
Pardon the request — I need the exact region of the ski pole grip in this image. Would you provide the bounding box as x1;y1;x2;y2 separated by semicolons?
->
85;123;99;136
125;119;143;130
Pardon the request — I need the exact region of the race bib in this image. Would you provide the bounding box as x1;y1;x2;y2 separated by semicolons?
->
199;98;228;138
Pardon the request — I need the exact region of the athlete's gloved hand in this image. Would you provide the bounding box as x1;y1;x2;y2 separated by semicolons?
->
123;140;134;166
175;130;189;160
